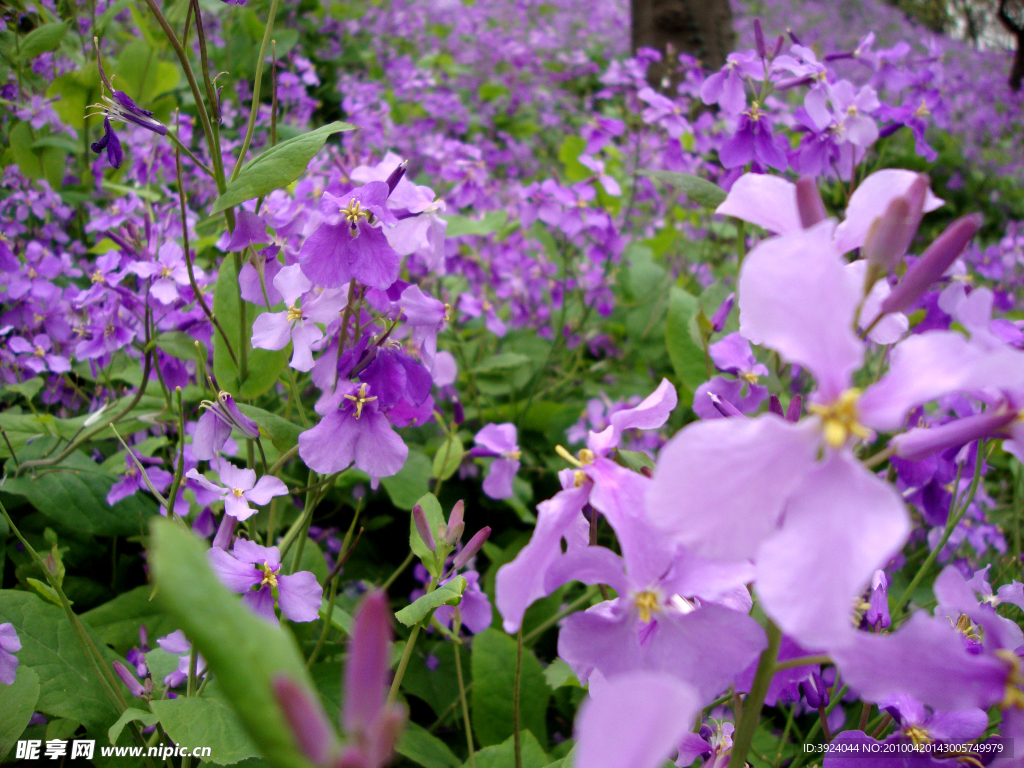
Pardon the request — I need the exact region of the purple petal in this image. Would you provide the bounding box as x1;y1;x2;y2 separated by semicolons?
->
589;378;677;454
207;547;261;593
298;222;355;288
474;423;518;454
716;173;802;235
344;590;391;735
482;458;519;500
542;546;629;596
225;211;272;252
233;538;282;569
245;475;289;506
277;571;323;623
156;629;191;655
193;409;231;461
273;675;340;766
834;170;943;254
242;585;278;623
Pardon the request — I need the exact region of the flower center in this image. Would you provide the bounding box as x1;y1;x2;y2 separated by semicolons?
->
807;388;870;448
343;383;378;419
91;269;105;283
260;562;279;589
740;371;760;385
232;487;244;498
34;346;46;357
633;590;661;623
160;265;173;278
914;101;930;117
286;305;303;323
904;726;932;746
995;649;1024;710
341;199;370;228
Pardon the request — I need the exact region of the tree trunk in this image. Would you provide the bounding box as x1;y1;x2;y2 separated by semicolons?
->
631;0;735;87
999;0;1024;90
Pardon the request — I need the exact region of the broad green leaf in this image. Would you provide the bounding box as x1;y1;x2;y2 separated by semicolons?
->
394;577;466;627
150;697;261;766
236;404;303;452
381;450;431;510
144;649;180;686
639;170;727;208
541;658;580;690
116;40;180;104
82;585;180;656
17;22;68;62
1;451;158;536
107;708;158;746
542;745;575;768
0;591;120;731
211;122;356;213
444;211;508;238
557;135;589;183
0;666;39;759
464;731;548;768
396;721;461;768
317;599;352;635
149;519;316;768
666;286;709;406
96;0;133;35
212;259;289;399
472;353;532;374
616;448;654;474
156;331;206;363
46;67;100;129
399;639;470;719
471;629;549;747
432;434;464;481
408;492;446;575
8;122;43;179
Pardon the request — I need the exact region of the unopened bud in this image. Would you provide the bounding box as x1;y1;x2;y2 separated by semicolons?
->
273;674;340;768
768;394;784;418
385;161;408;195
880;213;983;315
786;393;802;423
863;197;911;280
453;527;491;570
452;397;465;426
413;505;436;552
446;500;465;545
710;292;734;332
709;392;744;419
754;19;767;59
795;177;827;228
212;513;237;551
113;661;148;699
773;35;785;58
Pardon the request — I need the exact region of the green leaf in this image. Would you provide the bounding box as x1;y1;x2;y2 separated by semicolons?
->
212;258;289;399
0;666;39;759
150;697;261;766
116;40;180;104
639;170;727;208
96;0;133;35
8;121;43;179
236;404;303;453
17;22;68;62
82;585;180;656
211;122;356;213
149;518;317;768
557;135;589;183
444;211;508;238
1;451;158;536
394;576;466;627
156;331;206;363
381;449;431;511
317;599;352;635
666;287;709;406
0;591;120;731
471;629;550;747
464;731;548;768
432;434;464;481
107;707;159;746
472;353;532;374
408;492;446;575
616;449;654;474
541;658;580;690
396;721;461;768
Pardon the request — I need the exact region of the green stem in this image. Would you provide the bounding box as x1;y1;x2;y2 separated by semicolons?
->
387;623;421;705
453;615;476;768
774;654;831;671
513;628;523;768
522;586;598;645
727;620;781;768
165;388;186;519
383;552;415;591
229;0;282;182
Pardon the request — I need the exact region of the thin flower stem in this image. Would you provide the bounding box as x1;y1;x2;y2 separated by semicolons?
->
727;620;782;768
166;131;213;177
387;623;421;705
383;552;415;591
453;612;476;768
818;704;833;742
773;654;831;671
164;388;186;519
267;445;299;477
892;442;983;621
789;685;850;768
522;586;598;645
190;0;220;128
270;39;278;147
1;426;20;469
230;0;282;182
774;705;797;768
513;627;523;768
862;445;895;469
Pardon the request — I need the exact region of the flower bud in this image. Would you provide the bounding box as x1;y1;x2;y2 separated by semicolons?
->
453;527;491;570
212;513;237;551
801;671;829;708
452;397;465;426
113;661;147;699
786;393;802;423
891;410;1015;462
862;197;911;279
773;35;785;58
710;292;734;332
273;674;340;768
385;161;408;195
446;500;465;545
795;177;827;228
413;505;436;552
754;19;767;59
768;394;784;418
880;213;983;315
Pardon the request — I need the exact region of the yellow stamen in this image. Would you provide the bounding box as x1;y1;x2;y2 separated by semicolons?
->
904;726;932;746
633;591;661;623
232;487;244;498
995;649;1024;710
91;270;105;283
343;383;377;419
34;346;46;357
286;305;303;322
741;371;760;385
807;388;871;448
573;470;588;488
260;562;279;589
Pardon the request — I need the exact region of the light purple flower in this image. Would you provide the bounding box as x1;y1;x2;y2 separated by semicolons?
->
472;423;521;500
208;538;322;623
193;392;261;461
700;51;762;114
129;243;195;305
0;623;21;685
186;458;288;521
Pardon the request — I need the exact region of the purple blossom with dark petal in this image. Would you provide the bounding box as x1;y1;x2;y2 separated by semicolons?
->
192;392;260;461
719;105;788;171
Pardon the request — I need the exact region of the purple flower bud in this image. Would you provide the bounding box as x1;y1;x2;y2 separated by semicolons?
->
212;513;237;551
90;116;124;168
800;671;829;708
413;505;436;552
344;590;392;737
788;28;802;45
892;410;1015;462
768;394;784;418
862;197;911;276
754;20;767;59
453;527;491;570
192;507;217;539
273;675;340;768
385;161;408;195
446;500;465;545
865;570;890;630
786;393;802;423
795;177;827;228
113;661;147;699
709;392;745;419
880;213;983;315
452;397;465;426
710;292;735;332
775;75;814;91
773;35;785;57
878;122;903;139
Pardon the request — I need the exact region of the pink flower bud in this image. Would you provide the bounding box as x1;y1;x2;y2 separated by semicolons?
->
795;177;827;228
446;500;465;545
412;505;436;552
273;674;340;768
453;527;491;570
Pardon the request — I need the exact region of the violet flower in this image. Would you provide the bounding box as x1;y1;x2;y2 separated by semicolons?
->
250;265;347;372
298;182;400;290
693;333;769;420
208;539;322;623
107;451;174;507
186;457;288;522
471;423;521;500
719;104;788;172
193;392;261;461
0;623;21;685
128;242;196;305
86;59;167;167
7;334;70;376
156;630;207;688
700;52;763;114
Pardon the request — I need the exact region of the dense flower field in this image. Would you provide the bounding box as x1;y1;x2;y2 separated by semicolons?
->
2;0;1024;766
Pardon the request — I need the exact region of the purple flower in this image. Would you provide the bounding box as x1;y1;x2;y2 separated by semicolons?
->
90;117;124;169
193;392;261;461
700;51;762;114
87;60;166;166
251;265;347;371
128;243;195;305
156;630;207;688
208;539;322;623
298;382;408;481
186;458;288;521
7;334;70;375
458;292;506;338
693;333;769;419
298;182;400;290
472;423;521;500
107;451;174;507
0;623;21;685
400;285;449;372
719;105;787;172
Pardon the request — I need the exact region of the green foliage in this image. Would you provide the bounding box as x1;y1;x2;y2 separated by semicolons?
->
394;577;466;626
396;722;463;768
471;629;550;748
466;731;548;768
150;697;262;766
0;666;40;759
382;450;433;510
665;287;710;407
639;170;728;208
409;492;447;576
